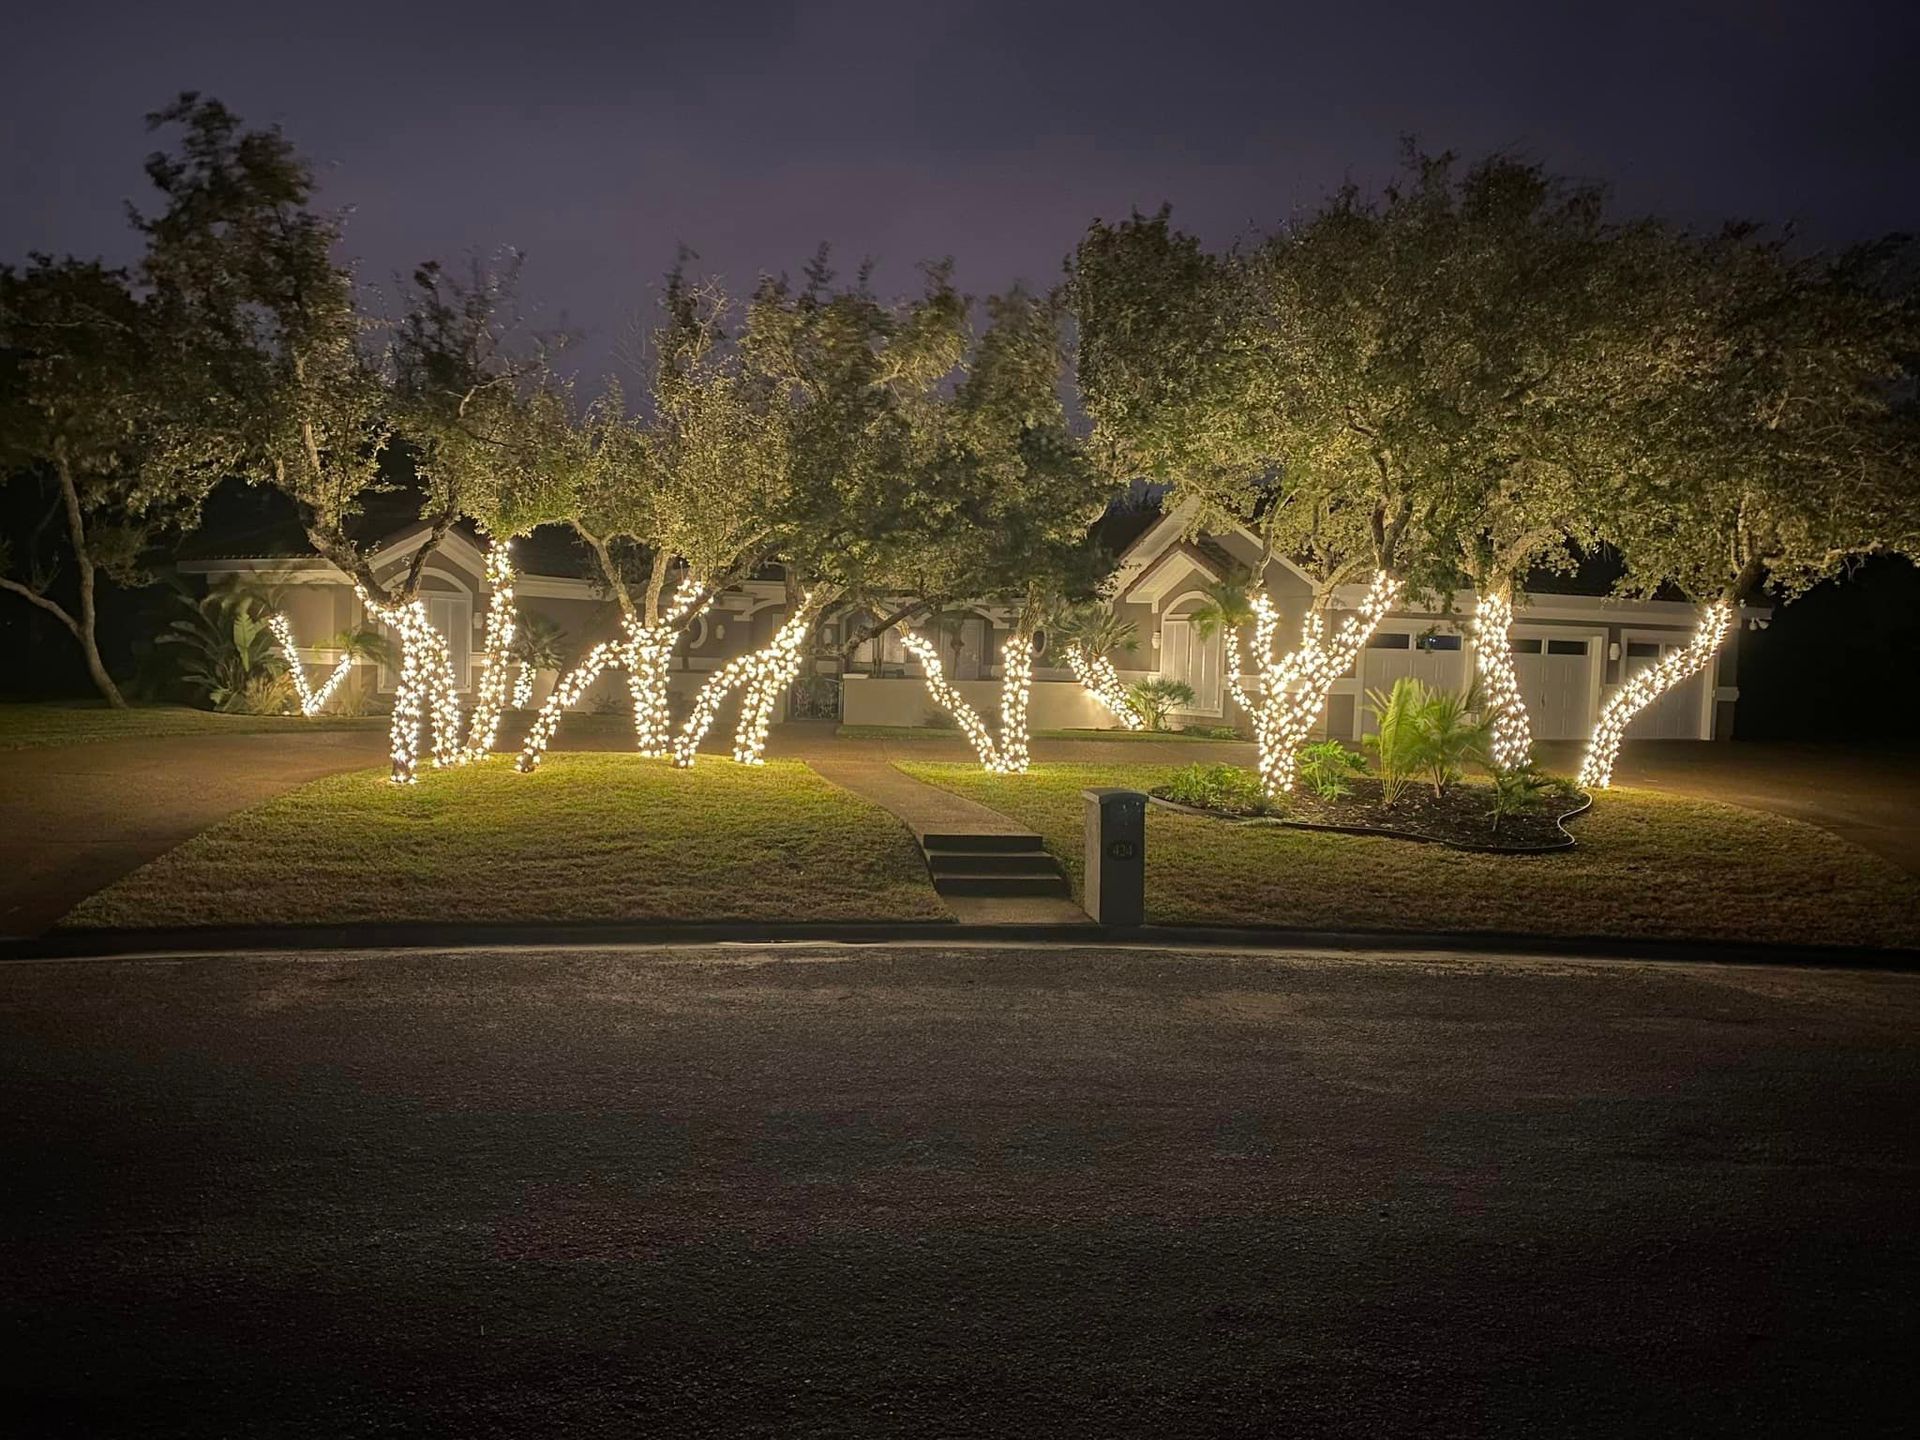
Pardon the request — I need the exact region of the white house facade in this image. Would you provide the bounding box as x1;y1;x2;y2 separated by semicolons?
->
183;504;1764;742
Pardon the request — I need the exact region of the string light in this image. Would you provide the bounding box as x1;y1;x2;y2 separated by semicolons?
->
267;613;356;717
357;588;464;784
900;628;1034;774
1577;598;1732;790
455;542;518;764
516;576;706;773
1231;571;1400;794
671;593;818;767
1063;643;1144;729
510;664;534;711
1474;589;1533;769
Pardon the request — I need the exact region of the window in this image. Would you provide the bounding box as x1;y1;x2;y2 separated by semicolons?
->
1626;641;1661;658
1547;639;1589;657
1367;632;1410;650
1419;634;1461;652
1510;638;1542;655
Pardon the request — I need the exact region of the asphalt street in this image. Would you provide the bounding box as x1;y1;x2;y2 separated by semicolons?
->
2;943;1915;1437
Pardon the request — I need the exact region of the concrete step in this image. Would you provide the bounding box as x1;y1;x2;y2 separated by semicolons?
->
930;873;1072;898
926;851;1061;876
921;832;1046;853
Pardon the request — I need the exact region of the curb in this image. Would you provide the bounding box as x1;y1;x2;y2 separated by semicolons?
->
4;918;1916;972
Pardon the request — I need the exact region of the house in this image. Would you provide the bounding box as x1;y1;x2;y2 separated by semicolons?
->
180;499;1762;743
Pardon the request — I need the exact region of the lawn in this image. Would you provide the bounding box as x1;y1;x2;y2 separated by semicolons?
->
900;761;1920;950
0;702;385;750
837;724;1244;742
66;755;950;928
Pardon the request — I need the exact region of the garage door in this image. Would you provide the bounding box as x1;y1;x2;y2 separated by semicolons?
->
1620;638;1709;739
1510;634;1596;740
1357;631;1467;734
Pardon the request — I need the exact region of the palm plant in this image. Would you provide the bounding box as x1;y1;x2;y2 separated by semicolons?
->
1047;601;1138;661
1127;677;1195;730
159;580;288;712
1487;762;1553;835
1410;685;1492;798
1186;576;1255;641
510;610;567;671
1297;738;1367;800
1362;677;1425;808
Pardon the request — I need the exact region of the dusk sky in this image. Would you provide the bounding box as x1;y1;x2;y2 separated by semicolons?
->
4;0;1917;382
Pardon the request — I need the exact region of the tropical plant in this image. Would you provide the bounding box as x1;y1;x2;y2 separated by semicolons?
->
1410;685;1492;798
1127;677;1194;730
1362;678;1424;808
1486;763;1554;835
1048;601;1138;659
510;610;567;671
159;581;288;711
1297;739;1366;800
1157;762;1276;816
1186;576;1254;641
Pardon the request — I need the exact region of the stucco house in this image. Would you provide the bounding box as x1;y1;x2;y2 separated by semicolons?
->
181;499;1764;743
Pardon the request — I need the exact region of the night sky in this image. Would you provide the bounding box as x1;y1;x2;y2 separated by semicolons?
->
4;0;1917;384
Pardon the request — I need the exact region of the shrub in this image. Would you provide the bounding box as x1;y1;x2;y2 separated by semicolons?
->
159;580;287;712
510;610;568;671
1128;677;1195;730
1410;685;1491;798
1297;739;1366;799
1156;763;1276;816
1362;679;1423;808
1487;762;1553;834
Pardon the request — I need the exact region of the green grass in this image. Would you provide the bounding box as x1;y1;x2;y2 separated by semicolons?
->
837;724;1246;742
0;702;385;750
900;761;1920;950
66;755;950;929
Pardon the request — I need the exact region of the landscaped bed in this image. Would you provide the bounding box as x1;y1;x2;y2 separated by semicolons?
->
837;724;1245;742
900;761;1920;949
64;755;950;928
0;702;385;750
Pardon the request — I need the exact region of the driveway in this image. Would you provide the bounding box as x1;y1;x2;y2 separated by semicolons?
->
1;942;1913;1437
0;729;385;937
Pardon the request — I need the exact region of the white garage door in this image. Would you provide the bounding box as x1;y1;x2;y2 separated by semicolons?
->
1510;634;1596;740
1620;638;1709;739
1357;631;1467;734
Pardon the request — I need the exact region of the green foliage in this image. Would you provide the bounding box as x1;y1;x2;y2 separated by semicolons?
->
1047;601;1138;659
1157;763;1276;817
1486;762;1554;835
1127;677;1194;730
158;581;288;712
1186;576;1254;641
1297;739;1367;800
509;609;567;671
1362;679;1424;808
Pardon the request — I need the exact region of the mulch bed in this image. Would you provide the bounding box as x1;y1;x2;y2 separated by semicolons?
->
1150;776;1592;853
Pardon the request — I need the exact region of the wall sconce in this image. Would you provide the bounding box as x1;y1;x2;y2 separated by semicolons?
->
715;623;726;641
1607;641;1621;661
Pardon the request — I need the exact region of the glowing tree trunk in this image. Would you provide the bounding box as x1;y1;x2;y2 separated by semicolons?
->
671;593;819;768
455;543;519;763
1232;571;1401;795
1473;587;1532;769
1577;599;1732;790
268;613;356;717
900;628;1036;775
515;633;632;773
510;665;534;710
628;585;708;757
1064;644;1144;729
358;590;464;784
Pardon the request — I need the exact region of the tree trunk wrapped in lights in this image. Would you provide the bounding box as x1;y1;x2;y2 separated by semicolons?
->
1063;644;1144;729
357;589;464;783
1230;571;1401;795
1472;587;1532;769
671;593;820;768
900;628;1036;775
455;542;519;763
267;613;356;717
1577;599;1732;789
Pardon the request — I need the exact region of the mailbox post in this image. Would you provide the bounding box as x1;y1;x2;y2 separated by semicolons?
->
1081;787;1146;926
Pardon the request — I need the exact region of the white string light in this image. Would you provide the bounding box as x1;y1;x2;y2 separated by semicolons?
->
510;664;534;711
1577;599;1732;789
1063;643;1144;729
267;612;356;717
454;542;518;764
1474;589;1533;769
516;576;706;774
357;588;464;784
901;627;1034;774
670;593;818;768
1231;571;1400;794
